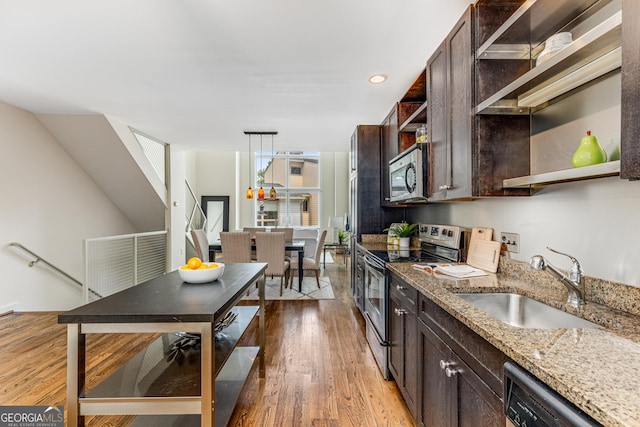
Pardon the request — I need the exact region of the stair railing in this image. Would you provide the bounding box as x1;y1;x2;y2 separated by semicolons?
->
9;242;102;299
84;230;167;302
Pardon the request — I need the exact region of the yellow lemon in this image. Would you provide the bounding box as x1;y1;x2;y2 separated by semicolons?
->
187;257;202;270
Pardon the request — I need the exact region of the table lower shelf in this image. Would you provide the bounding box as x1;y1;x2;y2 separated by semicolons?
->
82;306;260;426
128;346;258;426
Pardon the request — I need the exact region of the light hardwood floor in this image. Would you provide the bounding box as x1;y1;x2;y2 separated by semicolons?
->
0;256;414;426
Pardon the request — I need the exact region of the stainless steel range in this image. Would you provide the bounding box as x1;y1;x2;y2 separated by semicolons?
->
363;224;468;380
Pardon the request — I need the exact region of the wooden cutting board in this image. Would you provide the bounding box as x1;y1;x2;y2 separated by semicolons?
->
470;227;493;242
466;239;501;273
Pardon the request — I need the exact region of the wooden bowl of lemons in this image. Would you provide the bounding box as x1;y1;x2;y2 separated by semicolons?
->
178;257;225;283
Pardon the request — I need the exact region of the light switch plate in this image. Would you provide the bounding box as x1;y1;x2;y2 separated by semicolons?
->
500;232;520;253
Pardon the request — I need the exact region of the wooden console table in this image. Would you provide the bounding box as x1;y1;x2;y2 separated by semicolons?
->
58;263;267;427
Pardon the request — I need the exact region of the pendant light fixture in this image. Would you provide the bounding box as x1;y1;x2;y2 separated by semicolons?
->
257;134;265;201
245;133;254;199
244;131;277;200
269;133;277;199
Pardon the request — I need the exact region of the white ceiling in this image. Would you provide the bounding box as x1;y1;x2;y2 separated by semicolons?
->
0;0;471;153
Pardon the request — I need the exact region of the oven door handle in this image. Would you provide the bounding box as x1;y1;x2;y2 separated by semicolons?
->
364;255;385;272
364;311;389;347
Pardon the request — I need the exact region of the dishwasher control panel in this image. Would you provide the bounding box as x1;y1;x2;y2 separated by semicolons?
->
504;362;601;427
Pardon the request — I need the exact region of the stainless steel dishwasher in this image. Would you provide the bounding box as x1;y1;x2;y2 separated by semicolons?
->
504;362;602;427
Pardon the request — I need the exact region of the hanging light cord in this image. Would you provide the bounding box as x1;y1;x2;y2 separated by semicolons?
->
270;134;277;199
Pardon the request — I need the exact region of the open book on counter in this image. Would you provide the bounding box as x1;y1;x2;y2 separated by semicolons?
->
411;263;489;278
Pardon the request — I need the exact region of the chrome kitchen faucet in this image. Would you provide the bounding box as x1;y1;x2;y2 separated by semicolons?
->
529;247;586;308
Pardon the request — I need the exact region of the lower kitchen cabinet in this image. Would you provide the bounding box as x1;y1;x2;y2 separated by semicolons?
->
418;318;503;427
417;294;507;427
352;245;365;313
387;273;506;426
388;273;418;417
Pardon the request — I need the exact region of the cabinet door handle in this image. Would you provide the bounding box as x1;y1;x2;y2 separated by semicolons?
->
439;360;454;370
394;308;407;316
396;284;405;291
438;185;452;191
445;367;460;378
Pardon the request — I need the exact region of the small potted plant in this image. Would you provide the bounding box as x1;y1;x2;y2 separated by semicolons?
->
384;221;418;248
337;230;350;245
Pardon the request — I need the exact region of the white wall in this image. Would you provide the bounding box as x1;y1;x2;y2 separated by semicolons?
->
324;152;350;226
410;176;640;286
168;148;186;272
195;151;240;230
0;101;137;312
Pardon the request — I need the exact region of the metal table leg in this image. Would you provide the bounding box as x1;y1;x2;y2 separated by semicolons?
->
298;249;304;292
66;324;85;427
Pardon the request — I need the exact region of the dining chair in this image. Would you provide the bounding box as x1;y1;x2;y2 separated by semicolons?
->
242;227;266;237
277;227;294;261
190;229;210;262
255;232;290;296
289;229;327;288
219;232;252;263
243;227;266;260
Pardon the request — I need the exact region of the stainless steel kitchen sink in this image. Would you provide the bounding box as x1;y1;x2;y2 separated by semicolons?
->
456;293;601;329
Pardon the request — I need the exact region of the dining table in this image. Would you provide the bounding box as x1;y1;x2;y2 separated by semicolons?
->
209;240;306;292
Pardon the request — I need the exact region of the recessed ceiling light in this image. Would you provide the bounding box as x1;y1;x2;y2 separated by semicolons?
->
368;74;387;84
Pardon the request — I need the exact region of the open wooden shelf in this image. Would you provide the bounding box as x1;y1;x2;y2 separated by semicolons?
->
477;0;603;58
503;161;620;188
475;10;621;114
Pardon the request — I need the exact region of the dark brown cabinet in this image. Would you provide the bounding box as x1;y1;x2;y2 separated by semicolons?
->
385;273;508;427
426;6;474;201
349;126;403;305
352;246;365;313
417;293;507;427
622;0;640;180
381;73;428;207
388;273;418;417
349;125;386;240
381;106;399;206
419;319;504;427
474;0;638;189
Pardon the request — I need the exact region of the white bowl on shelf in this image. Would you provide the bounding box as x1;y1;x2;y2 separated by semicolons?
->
178;263;225;283
536;32;572;66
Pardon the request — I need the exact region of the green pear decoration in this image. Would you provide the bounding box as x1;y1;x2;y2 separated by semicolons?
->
572;131;607;168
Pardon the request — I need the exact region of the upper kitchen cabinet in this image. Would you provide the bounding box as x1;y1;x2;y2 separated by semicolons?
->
381;106;399;206
381;71;428;206
426;6;475;201
621;0;640;179
350;125;405;240
475;0;626;189
398;69;428;152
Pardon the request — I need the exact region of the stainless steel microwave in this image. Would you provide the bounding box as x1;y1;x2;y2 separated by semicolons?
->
389;144;426;202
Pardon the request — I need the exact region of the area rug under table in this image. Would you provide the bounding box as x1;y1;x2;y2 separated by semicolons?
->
243;276;334;300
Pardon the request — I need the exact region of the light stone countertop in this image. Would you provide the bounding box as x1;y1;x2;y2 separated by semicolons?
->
358;241;640;427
